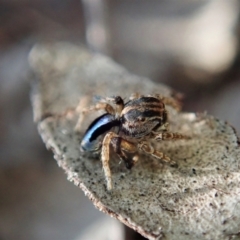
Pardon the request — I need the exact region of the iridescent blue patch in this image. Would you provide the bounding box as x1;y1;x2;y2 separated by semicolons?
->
80;113;119;152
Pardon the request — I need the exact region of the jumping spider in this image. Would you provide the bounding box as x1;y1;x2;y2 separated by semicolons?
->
78;93;188;190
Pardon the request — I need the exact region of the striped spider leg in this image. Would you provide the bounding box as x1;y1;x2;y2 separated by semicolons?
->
101;132;138;190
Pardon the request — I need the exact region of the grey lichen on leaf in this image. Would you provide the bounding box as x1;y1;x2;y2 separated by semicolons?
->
30;42;240;240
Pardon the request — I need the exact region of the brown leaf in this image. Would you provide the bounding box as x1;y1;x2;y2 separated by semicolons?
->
30;42;240;240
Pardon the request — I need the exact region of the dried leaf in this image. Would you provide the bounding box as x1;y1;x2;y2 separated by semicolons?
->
30;42;240;240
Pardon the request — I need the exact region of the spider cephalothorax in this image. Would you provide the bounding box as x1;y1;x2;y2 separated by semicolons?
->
78;93;187;190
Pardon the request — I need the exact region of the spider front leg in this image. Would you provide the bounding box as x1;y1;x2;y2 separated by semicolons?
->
101;132;138;190
138;141;174;164
129;92;143;100
95;95;124;116
75;100;115;132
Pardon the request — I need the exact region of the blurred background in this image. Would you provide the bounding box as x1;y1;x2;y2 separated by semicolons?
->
0;0;240;239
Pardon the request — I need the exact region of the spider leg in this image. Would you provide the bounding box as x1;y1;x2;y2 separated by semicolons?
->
153;132;190;141
95;95;124;116
138;141;174;164
111;136;138;169
101;132;138;190
101;132;116;190
75;101;115;132
129;92;143;100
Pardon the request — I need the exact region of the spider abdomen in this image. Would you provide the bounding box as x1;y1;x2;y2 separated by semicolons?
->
120;97;167;138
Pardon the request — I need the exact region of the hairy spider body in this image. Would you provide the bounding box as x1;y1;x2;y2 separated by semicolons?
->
79;94;187;190
120;97;168;138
